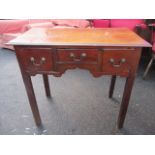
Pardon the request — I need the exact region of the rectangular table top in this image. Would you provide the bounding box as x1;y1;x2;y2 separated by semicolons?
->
9;28;151;47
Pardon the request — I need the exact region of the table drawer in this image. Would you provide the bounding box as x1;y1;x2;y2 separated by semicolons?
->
17;47;53;72
102;48;136;76
55;48;102;72
56;49;99;64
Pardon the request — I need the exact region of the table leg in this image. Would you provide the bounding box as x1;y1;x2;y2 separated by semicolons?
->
109;75;116;98
117;76;135;129
21;73;41;126
43;74;51;97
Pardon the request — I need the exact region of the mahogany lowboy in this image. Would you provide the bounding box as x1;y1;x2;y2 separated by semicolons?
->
9;28;151;129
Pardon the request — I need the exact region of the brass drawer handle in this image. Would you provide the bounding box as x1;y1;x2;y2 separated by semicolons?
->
69;53;75;58
109;58;126;68
69;53;80;61
69;52;87;62
30;57;46;66
81;53;87;58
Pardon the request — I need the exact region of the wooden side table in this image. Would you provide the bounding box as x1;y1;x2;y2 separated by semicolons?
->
9;28;151;129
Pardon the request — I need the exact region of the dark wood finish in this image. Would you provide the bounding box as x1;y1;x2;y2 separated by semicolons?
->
10;28;151;129
56;48;99;63
109;75;116;98
18;72;41;126
117;48;142;128
117;76;135;128
16;47;53;73
43;74;51;97
20;73;41;126
15;47;42;126
102;48;137;76
55;48;102;75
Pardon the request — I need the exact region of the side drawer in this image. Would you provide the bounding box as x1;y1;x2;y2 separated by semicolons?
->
102;48;138;76
16;47;53;72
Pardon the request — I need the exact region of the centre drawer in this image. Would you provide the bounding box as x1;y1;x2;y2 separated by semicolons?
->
56;49;99;64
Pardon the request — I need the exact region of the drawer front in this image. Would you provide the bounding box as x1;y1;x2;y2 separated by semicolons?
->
102;49;136;76
56;49;99;64
55;48;102;72
17;48;53;72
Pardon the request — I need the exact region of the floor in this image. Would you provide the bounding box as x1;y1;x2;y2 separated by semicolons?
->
0;48;155;135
